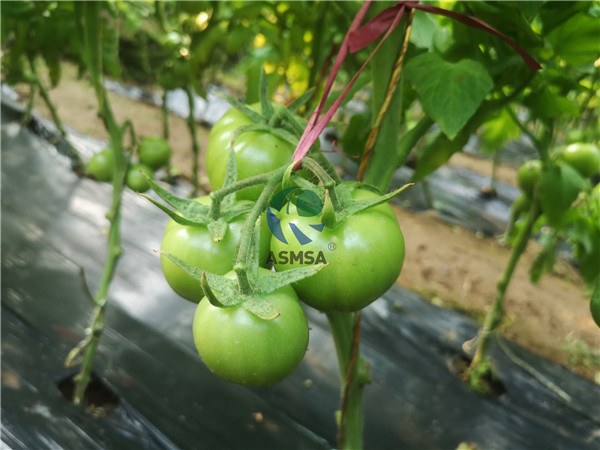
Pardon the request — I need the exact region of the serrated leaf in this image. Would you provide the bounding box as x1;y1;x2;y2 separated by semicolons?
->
241;294;280;320
404;53;493;139
539;164;587;227
255;265;327;295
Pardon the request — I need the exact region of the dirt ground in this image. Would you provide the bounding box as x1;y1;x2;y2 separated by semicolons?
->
13;61;599;381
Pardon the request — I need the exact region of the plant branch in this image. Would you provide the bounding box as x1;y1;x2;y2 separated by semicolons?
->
357;8;415;181
185;85;200;196
27;55;83;170
327;311;369;450
467;199;539;390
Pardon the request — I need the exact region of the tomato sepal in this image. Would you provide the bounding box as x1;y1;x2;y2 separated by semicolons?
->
141;172;209;222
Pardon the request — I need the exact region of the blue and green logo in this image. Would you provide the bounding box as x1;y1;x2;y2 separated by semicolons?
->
267;187;325;245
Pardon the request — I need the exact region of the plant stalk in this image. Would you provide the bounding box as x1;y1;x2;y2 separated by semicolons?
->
358;7;415;183
327;311;369;450
27;55;83;169
185;85;200;196
70;1;129;406
468;201;538;385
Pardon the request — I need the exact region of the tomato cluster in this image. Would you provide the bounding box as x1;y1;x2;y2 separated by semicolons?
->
87;137;171;193
157;101;406;386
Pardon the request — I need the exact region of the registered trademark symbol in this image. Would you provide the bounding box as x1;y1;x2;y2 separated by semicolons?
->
328;242;336;251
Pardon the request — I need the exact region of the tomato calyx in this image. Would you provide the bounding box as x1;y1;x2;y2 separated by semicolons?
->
161;223;327;320
141;150;256;241
284;166;414;229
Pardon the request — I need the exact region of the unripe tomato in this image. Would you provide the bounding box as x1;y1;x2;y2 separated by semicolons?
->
206;103;304;201
270;186;405;312
160;197;271;302
193;269;309;386
561;143;600;178
139;137;171;170
565;129;584;145
87;149;115;182
126;164;153;193
517;159;542;197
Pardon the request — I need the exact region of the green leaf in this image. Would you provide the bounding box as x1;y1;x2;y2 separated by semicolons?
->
538;164;587;227
479;108;521;154
412;131;461;182
546;13;600;67
524;87;580;121
254;265;327;295
340;112;370;159
403;53;493;139
529;232;557;284
409;10;437;50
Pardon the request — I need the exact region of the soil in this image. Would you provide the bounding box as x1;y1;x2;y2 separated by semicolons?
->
12;61;600;382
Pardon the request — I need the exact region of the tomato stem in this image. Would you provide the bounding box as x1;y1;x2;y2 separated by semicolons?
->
185;85;200;196
27;54;84;171
298;157;342;214
467;198;539;392
327;311;369;450
69;2;133;408
234;172;283;292
358;7;415;181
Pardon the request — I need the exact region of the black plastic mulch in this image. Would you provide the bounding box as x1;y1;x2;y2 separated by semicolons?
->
2;101;600;450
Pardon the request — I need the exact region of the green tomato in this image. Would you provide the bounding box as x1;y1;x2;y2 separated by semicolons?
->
561;143;600;178
160;197;271;302
270;186;405;312
193;268;309;386
139;137;171;170
565;129;585;145
87;149;115;182
206;103;303;201
126;164;153;193
517;159;542;197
